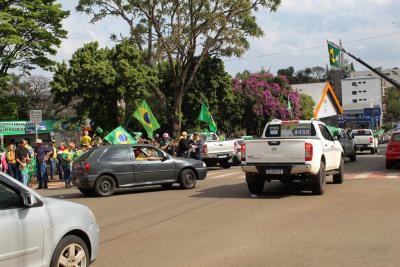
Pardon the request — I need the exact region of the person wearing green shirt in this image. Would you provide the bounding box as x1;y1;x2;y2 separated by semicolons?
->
61;142;80;188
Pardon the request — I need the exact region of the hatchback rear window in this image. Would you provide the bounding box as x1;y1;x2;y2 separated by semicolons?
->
76;148;96;161
100;147;130;161
392;134;400;142
265;123;316;138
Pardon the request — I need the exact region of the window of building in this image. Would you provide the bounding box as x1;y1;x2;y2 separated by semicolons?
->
363;99;367;101
352;91;357;95
363;82;366;84
358;90;362;93
359;99;362;101
363;90;366;93
368;74;372;76
353;99;357;103
358;82;362;84
352;82;357;86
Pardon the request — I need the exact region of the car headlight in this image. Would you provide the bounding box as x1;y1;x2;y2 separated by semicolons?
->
202;162;207;168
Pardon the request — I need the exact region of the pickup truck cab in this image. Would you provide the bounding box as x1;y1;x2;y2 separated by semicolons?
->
351;129;378;154
241;119;344;195
196;133;236;168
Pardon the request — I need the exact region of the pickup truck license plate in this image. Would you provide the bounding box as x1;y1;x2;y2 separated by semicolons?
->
218;155;228;159
265;169;284;175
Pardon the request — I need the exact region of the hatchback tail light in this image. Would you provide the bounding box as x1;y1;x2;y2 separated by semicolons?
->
84;162;91;173
369;137;373;143
203;143;208;154
241;143;246;162
305;142;313;161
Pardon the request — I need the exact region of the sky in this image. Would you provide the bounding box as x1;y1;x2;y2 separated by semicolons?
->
40;0;400;76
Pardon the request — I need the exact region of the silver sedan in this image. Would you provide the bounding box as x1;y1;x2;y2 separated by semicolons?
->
0;172;99;267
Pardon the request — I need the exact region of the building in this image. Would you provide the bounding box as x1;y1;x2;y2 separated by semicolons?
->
350;67;400;91
340;77;382;129
292;82;343;124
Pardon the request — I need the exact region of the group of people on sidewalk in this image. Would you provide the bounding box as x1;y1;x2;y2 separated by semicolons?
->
0;138;83;189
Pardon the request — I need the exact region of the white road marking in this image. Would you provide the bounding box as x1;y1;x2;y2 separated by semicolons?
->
209;171;243;179
385;173;400;179
354;172;373;179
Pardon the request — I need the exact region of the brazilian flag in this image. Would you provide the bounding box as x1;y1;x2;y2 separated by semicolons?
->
327;41;340;67
104;126;136;144
132;100;160;138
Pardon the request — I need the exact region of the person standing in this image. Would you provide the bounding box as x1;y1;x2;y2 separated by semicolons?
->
177;132;191;158
81;131;92;147
0;148;7;173
35;139;51;189
61;142;78;188
49;140;58;180
15;140;29;183
191;132;204;161
57;142;66;180
6;144;17;178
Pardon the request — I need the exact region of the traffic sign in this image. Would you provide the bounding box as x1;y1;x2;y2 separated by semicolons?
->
29;110;42;123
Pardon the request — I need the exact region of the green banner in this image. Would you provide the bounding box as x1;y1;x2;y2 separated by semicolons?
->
0;120;80;136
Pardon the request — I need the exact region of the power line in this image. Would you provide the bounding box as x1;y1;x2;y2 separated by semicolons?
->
224;31;400;62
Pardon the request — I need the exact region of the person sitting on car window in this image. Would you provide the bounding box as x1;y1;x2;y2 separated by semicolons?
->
134;149;146;161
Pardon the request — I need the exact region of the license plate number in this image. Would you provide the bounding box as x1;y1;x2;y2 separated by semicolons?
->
218;155;228;158
265;169;284;175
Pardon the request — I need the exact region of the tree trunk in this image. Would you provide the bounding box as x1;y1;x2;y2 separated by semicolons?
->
172;88;183;138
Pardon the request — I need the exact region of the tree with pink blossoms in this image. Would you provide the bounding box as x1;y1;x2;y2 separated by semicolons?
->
232;73;314;135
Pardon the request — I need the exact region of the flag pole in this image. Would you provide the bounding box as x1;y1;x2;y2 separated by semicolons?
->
330;41;400;90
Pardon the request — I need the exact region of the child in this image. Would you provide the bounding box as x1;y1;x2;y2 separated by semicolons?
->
20;157;30;186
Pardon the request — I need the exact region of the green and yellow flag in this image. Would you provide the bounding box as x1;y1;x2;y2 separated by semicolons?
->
198;103;217;132
327;41;340;67
132;100;160;138
104;126;136;144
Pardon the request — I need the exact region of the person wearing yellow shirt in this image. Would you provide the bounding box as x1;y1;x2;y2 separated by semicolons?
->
49;140;58;180
81;131;92;147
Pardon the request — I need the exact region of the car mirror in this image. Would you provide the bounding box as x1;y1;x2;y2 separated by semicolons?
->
21;192;38;208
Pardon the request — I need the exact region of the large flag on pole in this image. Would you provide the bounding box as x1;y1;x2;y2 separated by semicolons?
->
132;100;160;139
198;103;217;132
104;126;136;144
327;41;340;68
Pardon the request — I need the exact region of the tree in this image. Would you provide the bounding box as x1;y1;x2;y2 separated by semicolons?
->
0;0;69;86
51;41;158;131
385;87;400;123
299;94;315;120
76;0;281;136
277;66;326;84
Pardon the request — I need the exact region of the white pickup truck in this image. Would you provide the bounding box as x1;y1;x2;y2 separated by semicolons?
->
351;129;378;154
197;133;236;168
241;120;344;195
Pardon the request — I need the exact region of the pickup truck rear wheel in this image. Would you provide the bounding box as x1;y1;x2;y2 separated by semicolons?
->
220;160;231;169
311;161;326;195
333;157;344;184
245;173;264;195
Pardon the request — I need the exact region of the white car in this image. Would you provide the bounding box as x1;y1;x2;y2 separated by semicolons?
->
0;172;99;267
241;119;344;195
351;129;378;154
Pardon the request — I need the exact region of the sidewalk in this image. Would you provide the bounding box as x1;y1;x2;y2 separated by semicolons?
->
30;175;71;190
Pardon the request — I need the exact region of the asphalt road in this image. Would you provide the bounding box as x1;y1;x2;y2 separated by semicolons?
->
41;148;400;267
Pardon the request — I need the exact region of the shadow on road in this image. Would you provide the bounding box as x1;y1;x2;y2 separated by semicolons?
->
191;181;322;199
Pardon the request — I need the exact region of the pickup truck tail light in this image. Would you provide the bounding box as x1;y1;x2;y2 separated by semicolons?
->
203;143;208;154
84;162;91;173
241;143;246;162
369;137;373;143
305;142;313;161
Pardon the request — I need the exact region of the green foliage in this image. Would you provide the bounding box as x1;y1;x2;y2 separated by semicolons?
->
76;0;281;135
277;66;326;84
0;0;69;78
51;41;158;131
299;94;315;120
385;87;400;123
0;96;18;120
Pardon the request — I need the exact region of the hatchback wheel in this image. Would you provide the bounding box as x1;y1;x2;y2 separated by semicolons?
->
51;235;89;267
179;169;197;189
94;175;116;197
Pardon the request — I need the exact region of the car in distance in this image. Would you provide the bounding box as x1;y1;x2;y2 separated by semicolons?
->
72;144;208;197
0;171;99;267
386;131;400;169
333;128;357;162
351;129;378;154
241;119;344;195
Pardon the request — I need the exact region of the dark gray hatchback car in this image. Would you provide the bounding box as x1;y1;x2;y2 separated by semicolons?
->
72;144;207;196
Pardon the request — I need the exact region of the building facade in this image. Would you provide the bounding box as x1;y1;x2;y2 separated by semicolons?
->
340;77;383;129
